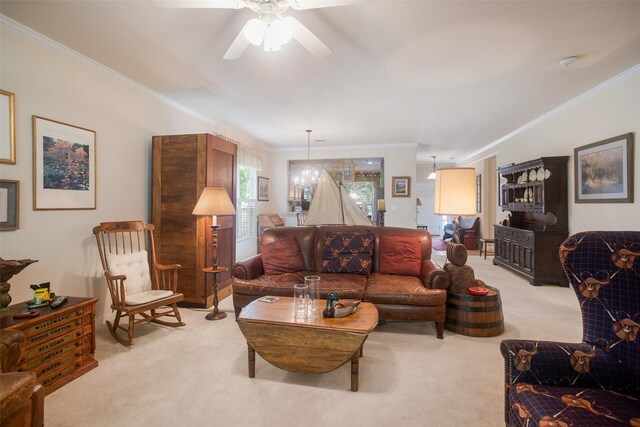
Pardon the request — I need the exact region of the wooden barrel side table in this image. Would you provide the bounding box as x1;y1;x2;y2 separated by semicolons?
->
445;286;504;337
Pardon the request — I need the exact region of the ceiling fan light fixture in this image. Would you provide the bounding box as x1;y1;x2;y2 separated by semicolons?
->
271;18;293;45
263;27;281;52
244;18;266;45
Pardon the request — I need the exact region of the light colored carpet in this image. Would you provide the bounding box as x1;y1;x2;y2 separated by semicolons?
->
43;253;581;427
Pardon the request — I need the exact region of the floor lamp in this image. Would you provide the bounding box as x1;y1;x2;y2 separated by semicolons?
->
192;187;236;320
434;168;476;217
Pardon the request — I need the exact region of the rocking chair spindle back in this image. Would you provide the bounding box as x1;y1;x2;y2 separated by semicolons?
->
93;220;186;346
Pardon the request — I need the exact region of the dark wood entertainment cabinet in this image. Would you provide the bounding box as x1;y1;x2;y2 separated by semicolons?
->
494;157;569;286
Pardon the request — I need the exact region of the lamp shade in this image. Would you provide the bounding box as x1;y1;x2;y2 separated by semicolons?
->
434;168;476;216
192;188;236;216
416;198;422;206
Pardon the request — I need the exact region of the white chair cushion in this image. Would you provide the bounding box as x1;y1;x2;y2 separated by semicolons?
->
125;290;174;306
105;250;153;298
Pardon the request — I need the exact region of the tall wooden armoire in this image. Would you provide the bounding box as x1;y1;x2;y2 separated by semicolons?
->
152;134;237;307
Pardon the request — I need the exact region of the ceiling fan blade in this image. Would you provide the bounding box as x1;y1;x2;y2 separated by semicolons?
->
223;22;252;60
154;0;248;8
288;0;373;10
283;16;331;58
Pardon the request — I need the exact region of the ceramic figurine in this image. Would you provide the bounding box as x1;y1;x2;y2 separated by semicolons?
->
323;291;361;318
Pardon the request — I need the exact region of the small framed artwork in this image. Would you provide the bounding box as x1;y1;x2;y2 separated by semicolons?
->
476;174;482;213
257;176;269;201
0;180;19;231
392;176;410;197
33;116;97;210
574;133;634;203
0;90;16;165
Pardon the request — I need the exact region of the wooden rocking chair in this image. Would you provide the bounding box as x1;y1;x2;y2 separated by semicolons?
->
93;221;185;346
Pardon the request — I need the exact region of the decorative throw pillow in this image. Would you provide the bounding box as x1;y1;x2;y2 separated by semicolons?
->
320;231;374;276
261;237;305;275
378;235;422;276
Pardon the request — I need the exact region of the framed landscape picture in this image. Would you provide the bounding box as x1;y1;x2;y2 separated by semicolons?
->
392;176;410;197
0;179;19;231
574;133;634;203
32;116;96;210
257;176;269;201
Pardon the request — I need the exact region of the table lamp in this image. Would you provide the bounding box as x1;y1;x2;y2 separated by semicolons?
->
192;187;236;269
434;168;476;216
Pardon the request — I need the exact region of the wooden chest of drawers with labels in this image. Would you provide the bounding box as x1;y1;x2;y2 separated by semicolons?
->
1;297;98;395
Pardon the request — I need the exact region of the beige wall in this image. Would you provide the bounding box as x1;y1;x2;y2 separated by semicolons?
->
462;67;640;234
0;23;267;320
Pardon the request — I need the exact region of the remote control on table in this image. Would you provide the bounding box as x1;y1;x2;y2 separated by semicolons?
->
50;296;68;309
13;311;40;319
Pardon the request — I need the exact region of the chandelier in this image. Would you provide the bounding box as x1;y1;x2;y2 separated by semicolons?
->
293;130;319;200
427;156;437;180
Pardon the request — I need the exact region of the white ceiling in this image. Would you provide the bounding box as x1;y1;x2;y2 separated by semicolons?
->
2;1;640;163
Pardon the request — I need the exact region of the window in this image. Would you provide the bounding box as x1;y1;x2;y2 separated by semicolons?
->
237;165;257;240
343;181;374;218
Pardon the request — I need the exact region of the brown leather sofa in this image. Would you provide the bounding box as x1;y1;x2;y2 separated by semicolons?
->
0;329;44;427
232;225;451;338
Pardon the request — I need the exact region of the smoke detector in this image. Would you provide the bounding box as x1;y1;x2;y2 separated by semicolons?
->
559;56;579;67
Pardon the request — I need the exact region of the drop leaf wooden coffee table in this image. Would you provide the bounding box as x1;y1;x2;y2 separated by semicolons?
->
237;297;378;391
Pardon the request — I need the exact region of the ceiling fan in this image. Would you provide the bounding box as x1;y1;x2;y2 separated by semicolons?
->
158;0;373;60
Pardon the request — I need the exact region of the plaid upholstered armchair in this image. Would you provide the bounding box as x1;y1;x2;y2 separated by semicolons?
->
500;231;639;426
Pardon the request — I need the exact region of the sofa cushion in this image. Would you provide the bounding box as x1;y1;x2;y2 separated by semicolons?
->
315;273;367;300
508;384;640;427
232;271;366;300
261;236;305;275
320;231;374;276
364;272;447;306
378;235;422;276
232;271;310;297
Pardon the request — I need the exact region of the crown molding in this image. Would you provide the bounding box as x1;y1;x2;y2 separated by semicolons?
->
458;62;640;164
272;142;418;153
1;14;272;150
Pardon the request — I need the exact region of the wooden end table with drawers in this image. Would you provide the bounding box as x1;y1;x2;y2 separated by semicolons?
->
1;297;98;394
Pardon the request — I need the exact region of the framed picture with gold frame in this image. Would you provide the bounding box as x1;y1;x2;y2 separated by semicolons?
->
0;90;16;165
392;176;410;197
574;133;634;203
32;116;97;210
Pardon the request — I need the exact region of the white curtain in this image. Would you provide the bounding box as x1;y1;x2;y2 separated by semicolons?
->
237;142;264;170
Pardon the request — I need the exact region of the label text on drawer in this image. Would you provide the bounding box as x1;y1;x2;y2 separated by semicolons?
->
23;340;82;371
28;322;77;346
26;331;76;359
41;364;76;387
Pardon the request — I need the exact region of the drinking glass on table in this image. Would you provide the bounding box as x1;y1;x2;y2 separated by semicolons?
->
293;284;308;322
304;275;321;321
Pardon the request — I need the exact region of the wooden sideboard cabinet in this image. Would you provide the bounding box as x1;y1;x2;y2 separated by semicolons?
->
1;297;98;395
494;157;569;286
494;226;568;286
152;134;237;307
